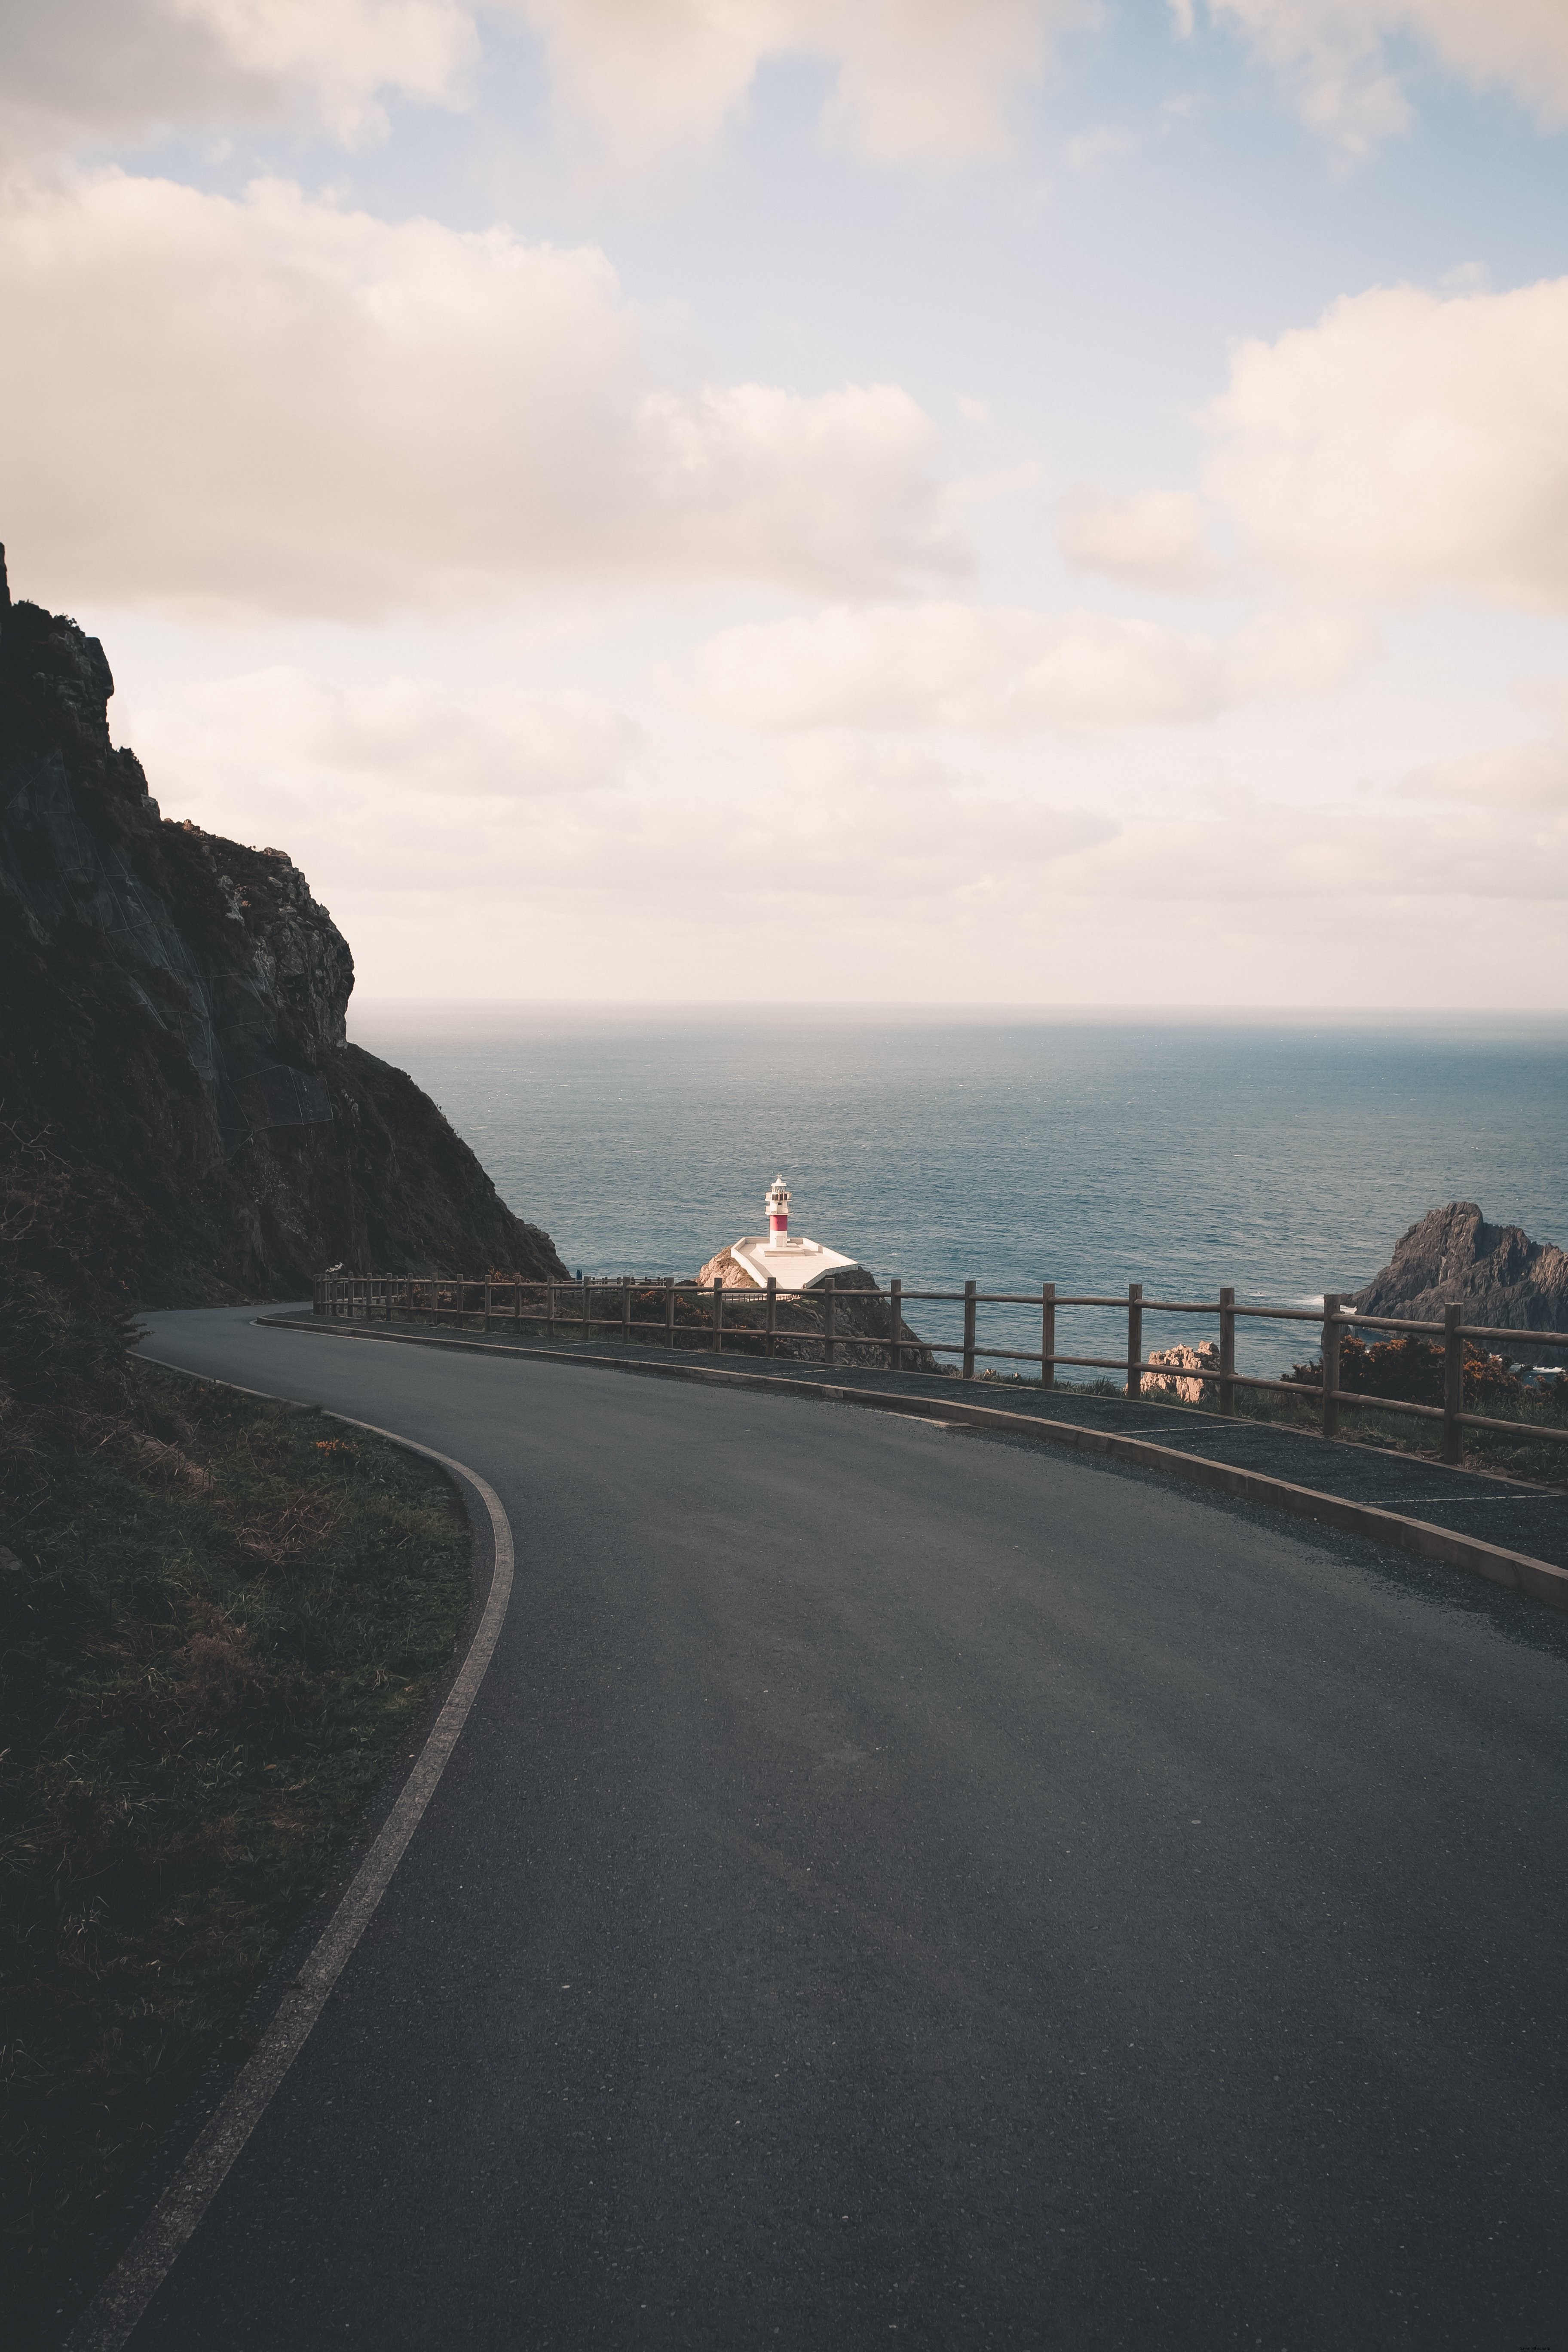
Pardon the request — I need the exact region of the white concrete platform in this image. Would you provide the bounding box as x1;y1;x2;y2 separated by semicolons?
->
728;1233;862;1294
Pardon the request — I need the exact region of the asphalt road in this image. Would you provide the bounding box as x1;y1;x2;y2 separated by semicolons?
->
121;1306;1568;2351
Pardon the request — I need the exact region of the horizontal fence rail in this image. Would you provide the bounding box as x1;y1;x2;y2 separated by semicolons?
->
312;1271;1568;1471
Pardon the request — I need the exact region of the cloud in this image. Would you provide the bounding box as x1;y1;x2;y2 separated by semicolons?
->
1044;779;1568;904
1202;277;1568;609
130;667;641;808
0;172;958;619
2;1;1085;176
682;601;1370;733
1396;736;1568;809
0;0;476;159
1063;126;1133;172
1204;1;1568;160
696;738;1117;900
1057;490;1217;591
126;670;1112;903
513;0;1081;173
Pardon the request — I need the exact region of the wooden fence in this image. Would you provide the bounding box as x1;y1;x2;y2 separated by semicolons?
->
312;1271;1568;1471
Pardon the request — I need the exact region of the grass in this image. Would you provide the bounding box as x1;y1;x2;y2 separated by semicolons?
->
0;1292;471;2339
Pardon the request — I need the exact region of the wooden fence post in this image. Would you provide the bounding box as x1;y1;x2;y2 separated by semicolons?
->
546;1280;555;1339
823;1278;837;1368
1443;1302;1464;1467
888;1278;902;1373
962;1279;976;1381
484;1279;493;1335
1041;1282;1055;1390
665;1278;676;1351
582;1276;592;1338
712;1277;724;1354
1126;1283;1143;1400
622;1276;632;1346
1321;1294;1342;1439
766;1276;777;1359
1219;1286;1235;1417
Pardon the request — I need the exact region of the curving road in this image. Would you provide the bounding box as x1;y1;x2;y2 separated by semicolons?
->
113;1306;1567;2350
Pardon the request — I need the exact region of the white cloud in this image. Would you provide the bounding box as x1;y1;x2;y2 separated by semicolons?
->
131;667;640;807
682;601;1369;733
1063;126;1133;172
127;670;1112;903
512;0;1080;172
1396;736;1568;809
0;0;1084;174
702;738;1116;899
1202;277;1568;609
0;172;957;619
1057;490;1216;591
1205;1;1568;160
0;0;475;159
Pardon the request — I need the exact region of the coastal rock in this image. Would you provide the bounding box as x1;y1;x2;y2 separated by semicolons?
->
694;1248;760;1291
1349;1202;1568;1363
1146;1341;1219;1403
0;548;568;1303
688;1248;937;1370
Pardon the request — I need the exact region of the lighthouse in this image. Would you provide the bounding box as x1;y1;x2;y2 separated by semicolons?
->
723;1176;860;1293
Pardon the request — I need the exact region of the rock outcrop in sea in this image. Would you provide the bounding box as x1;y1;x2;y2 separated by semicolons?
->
0;549;567;1303
1349;1202;1568;1363
1146;1342;1219;1403
691;1246;937;1370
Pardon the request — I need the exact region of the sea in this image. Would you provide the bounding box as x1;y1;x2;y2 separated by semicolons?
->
347;1008;1568;1379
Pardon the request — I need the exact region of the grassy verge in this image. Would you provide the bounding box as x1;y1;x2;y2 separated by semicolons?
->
0;1281;471;2340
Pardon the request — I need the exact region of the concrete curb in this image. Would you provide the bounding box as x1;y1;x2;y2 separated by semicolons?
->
256;1315;1568;1616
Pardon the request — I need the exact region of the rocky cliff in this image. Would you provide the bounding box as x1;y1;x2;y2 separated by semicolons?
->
1349;1202;1568;1363
0;551;568;1304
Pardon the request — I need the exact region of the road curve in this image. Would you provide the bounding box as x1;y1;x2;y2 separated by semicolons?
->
112;1305;1566;2351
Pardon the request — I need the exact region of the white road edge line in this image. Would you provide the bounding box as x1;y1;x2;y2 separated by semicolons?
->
66;1364;516;2352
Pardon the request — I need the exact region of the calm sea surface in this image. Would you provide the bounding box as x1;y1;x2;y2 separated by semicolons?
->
348;1008;1568;1376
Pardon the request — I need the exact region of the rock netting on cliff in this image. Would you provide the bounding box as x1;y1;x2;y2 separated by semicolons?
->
1349;1202;1568;1364
0;549;568;1303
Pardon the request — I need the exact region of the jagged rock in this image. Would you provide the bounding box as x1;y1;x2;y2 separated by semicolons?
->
1349;1203;1568;1363
694;1247;761;1291
0;546;568;1304
1146;1342;1219;1403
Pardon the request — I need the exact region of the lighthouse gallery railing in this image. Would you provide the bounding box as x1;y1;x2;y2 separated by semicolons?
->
312;1270;1568;1473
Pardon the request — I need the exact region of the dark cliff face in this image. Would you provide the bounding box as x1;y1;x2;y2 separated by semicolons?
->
0;552;568;1303
1350;1201;1568;1361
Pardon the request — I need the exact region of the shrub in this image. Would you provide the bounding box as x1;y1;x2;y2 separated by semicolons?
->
1283;1330;1524;1411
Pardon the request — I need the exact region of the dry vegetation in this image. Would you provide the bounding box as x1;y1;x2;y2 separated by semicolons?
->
0;1123;471;2337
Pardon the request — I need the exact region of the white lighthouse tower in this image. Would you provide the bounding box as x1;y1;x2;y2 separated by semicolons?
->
765;1174;790;1243
728;1176;859;1293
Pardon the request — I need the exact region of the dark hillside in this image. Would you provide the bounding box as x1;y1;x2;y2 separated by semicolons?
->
0;548;567;1303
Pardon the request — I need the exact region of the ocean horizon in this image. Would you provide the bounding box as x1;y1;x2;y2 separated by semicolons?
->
346;1004;1568;1379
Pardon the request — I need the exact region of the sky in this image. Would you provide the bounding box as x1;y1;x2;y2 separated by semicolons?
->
4;0;1568;1008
